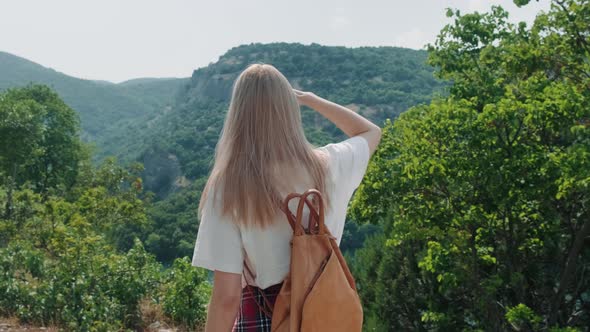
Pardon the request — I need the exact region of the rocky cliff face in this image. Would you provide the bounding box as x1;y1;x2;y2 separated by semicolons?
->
184;69;236;103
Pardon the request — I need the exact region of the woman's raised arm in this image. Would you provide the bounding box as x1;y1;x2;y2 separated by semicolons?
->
293;89;382;155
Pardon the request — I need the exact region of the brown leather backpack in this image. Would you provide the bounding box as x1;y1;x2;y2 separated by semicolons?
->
244;188;363;331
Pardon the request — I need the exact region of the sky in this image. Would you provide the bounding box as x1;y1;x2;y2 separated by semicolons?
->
0;0;550;83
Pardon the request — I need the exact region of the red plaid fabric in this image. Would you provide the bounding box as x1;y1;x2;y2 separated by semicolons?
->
233;282;283;332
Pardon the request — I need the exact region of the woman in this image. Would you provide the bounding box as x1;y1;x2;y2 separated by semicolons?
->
191;63;381;331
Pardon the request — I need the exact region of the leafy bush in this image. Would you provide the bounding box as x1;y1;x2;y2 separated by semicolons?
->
0;85;212;331
161;257;211;330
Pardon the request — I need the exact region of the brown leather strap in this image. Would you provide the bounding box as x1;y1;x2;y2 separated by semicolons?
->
294;189;327;235
240;197;297;318
282;192;305;235
282;189;326;235
243;256;274;317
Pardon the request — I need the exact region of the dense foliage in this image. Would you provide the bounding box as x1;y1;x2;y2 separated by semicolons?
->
351;1;589;330
0;86;210;331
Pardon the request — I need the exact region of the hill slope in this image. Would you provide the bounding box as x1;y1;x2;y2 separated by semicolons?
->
0;51;188;160
118;42;447;263
124;42;447;198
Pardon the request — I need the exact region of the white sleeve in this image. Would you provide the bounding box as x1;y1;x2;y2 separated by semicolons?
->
321;135;371;193
191;189;244;274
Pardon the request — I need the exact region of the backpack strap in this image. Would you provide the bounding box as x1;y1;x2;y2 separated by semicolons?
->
295;189;328;235
282;192;306;235
239;196;301;318
240;191;329;318
243;259;275;318
283;190;328;235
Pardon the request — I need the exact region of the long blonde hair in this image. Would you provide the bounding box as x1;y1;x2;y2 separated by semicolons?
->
198;63;330;228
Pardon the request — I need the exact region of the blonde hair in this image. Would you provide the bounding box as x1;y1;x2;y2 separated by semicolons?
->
198;63;330;228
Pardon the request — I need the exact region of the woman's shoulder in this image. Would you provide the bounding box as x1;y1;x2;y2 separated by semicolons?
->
315;136;370;169
314;135;371;190
316;136;369;156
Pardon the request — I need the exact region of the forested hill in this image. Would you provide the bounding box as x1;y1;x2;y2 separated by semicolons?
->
101;42;446;266
184;42;440;113
128;42;446;200
0;51;188;159
0;43;446;265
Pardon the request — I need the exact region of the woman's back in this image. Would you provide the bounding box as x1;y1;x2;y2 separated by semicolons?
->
191;63;381;331
192;135;371;289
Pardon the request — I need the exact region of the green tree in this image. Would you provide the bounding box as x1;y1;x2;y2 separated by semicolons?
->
0;85;211;331
0;84;84;196
351;1;589;330
161;256;211;330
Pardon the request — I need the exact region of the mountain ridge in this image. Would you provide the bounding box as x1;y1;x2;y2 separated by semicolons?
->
131;42;446;197
1;43;447;197
0;50;189;160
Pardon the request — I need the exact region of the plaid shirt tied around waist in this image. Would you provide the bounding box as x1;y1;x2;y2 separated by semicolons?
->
233;282;283;332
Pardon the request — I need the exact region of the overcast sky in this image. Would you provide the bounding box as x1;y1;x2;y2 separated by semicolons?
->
0;0;549;83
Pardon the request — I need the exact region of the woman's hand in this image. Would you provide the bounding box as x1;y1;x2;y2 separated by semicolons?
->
293;88;382;155
293;89;317;107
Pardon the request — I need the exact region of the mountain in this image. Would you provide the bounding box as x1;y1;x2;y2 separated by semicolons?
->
123;42;447;198
0;43;447;263
0;51;189;160
116;42;448;263
0;43;446;198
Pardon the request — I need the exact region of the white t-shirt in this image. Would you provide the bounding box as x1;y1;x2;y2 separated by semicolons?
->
191;135;371;289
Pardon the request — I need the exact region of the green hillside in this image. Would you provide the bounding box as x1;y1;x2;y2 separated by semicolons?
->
129;42;446;198
115;42;447;264
0;51;188;160
0;43;446;263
